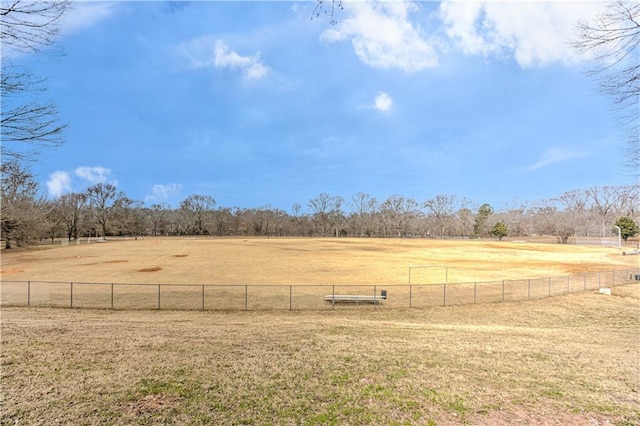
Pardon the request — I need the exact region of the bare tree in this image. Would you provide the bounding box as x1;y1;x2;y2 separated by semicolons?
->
308;193;342;237
586;185;622;230
1;69;66;160
0;160;48;248
349;192;377;237
380;195;420;238
1;1;70;162
180;194;216;235
51;192;88;241
574;1;640;173
424;194;457;237
0;0;69;54
86;183;130;239
456;207;474;238
615;184;640;217
500;198;530;237
312;0;343;25
147;203;170;236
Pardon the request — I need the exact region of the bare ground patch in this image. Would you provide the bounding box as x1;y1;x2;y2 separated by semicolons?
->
0;268;24;275
124;394;183;417
138;267;162;272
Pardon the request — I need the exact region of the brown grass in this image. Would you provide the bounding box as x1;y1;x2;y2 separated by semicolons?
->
1;237;637;285
1;238;638;424
1;290;639;425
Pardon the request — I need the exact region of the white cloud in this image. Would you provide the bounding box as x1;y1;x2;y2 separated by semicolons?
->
439;1;605;68
320;1;438;72
373;92;393;112
46;171;72;198
178;37;269;80
214;40;269;80
61;2;118;36
144;183;183;204
75;166;112;184
525;147;587;172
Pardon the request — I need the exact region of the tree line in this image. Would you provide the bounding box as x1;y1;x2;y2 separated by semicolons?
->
2;160;638;248
1;1;638;248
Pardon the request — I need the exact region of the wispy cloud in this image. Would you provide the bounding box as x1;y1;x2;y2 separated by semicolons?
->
75;166;113;184
320;1;438;72
524;147;587;172
214;40;269;80
144;183;183;204
61;2;118;36
177;36;269;80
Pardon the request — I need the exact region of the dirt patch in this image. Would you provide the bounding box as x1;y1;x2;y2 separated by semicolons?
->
0;268;24;275
139;267;162;272
124;394;182;417
105;260;128;264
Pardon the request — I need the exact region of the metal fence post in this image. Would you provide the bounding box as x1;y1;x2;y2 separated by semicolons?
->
409;284;412;308
157;284;161;310
202;285;205;311
27;281;31;306
289;285;292;311
474;282;477;304
373;285;377;310
443;283;447;307
548;277;551;297
244;285;248;311
333;285;337;309
502;280;505;302
598;271;601;289
527;279;531;300
111;283;114;309
70;282;74;308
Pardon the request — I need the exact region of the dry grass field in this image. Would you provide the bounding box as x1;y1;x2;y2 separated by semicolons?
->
1;290;639;425
1;237;637;285
1;238;639;425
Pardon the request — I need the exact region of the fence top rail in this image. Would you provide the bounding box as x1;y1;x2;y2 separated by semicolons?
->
1;267;637;288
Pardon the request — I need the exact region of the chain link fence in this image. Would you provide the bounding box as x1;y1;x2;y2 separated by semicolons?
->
1;268;639;311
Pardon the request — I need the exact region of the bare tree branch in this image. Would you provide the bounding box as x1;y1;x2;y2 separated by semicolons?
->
0;0;69;55
0;1;69;162
574;1;640;176
1;65;66;161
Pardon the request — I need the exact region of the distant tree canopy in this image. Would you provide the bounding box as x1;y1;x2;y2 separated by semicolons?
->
473;203;494;237
491;222;508;241
2;162;639;248
615;216;639;241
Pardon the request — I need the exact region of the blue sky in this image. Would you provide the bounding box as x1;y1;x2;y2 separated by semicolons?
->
10;1;633;211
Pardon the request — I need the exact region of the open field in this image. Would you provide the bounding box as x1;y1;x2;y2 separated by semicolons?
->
1;238;639;424
1;237;638;285
2;289;639;425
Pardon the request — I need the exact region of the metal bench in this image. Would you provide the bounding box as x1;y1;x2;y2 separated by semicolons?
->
324;290;387;304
